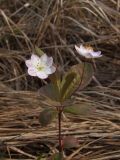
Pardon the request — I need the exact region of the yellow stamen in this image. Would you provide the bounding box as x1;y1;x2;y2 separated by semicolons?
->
85;45;93;51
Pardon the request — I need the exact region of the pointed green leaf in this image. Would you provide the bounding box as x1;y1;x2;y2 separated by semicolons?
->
61;72;77;100
71;62;94;90
39;83;61;102
61;72;76;94
49;74;62;98
39;108;57;126
35;46;45;56
60;71;80;101
63;136;79;149
49;68;62;85
64;102;95;116
59;62;93;101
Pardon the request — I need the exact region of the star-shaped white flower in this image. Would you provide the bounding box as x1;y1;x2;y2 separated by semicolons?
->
25;54;56;79
75;44;102;58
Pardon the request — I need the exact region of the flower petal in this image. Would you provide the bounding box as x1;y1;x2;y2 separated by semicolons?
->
36;71;48;79
84;52;93;58
28;67;37;76
75;45;81;54
75;45;88;57
46;57;53;66
40;54;48;63
25;54;56;79
25;60;32;67
42;67;52;74
43;66;56;74
49;66;56;74
31;54;41;65
75;44;102;59
41;54;54;67
90;51;102;58
79;45;89;53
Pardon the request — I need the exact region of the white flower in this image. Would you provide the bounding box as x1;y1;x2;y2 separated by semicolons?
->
25;54;56;79
24;3;30;8
75;44;102;58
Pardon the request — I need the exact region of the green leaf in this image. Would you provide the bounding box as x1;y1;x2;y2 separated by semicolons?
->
64;102;95;116
60;62;94;102
39;108;57;126
35;46;45;56
63;136;79;149
39;83;61;102
71;62;94;90
49;153;63;160
61;72;77;100
42;98;61;107
37;155;46;160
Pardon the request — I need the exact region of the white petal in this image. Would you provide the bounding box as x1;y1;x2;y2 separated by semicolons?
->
25;60;32;67
49;66;56;74
40;54;53;66
46;57;53;66
84;52;93;58
28;67;37;76
40;54;48;63
75;45;88;57
90;51;102;58
31;54;41;65
75;45;81;54
36;71;48;79
43;66;56;74
79;45;88;53
41;54;54;67
43;67;52;74
75;44;102;59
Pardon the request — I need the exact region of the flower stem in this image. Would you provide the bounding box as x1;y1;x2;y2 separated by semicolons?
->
58;109;62;153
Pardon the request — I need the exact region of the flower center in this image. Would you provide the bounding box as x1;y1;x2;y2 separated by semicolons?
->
36;63;45;71
85;45;93;51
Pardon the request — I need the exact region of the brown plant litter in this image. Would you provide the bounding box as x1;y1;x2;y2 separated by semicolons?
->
0;0;120;159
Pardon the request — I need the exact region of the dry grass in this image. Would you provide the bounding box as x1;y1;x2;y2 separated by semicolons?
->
0;0;120;159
